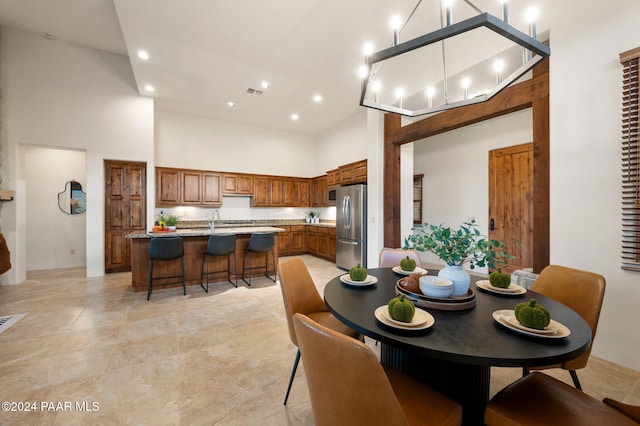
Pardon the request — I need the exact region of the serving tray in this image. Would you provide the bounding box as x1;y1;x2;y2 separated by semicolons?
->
395;279;476;310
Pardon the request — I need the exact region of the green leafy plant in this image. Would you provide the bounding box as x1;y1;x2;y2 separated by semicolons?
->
162;214;180;226
403;219;514;270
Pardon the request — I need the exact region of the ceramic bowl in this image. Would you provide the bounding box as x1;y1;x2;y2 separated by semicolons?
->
419;275;454;298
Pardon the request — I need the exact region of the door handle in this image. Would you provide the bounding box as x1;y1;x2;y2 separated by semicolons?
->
490;218;495;231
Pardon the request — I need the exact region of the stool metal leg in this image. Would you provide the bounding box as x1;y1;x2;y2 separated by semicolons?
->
201;253;209;293
242;251;252;286
231;252;238;287
268;249;276;282
181;257;186;295
147;259;154;300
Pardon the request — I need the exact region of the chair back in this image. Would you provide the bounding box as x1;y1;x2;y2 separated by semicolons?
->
531;264;606;369
379;248;422;268
247;232;275;252
292;313;409;426
206;233;236;256
149;237;184;260
277;258;328;347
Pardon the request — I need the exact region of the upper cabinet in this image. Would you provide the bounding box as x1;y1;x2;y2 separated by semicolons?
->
338;159;367;185
223;173;253;195
310;175;327;207
156;167;222;207
327;168;340;186
253;176;308;207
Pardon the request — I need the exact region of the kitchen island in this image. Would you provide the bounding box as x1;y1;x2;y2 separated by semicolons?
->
126;226;285;292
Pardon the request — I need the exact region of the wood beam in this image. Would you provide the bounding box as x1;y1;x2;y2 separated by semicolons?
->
382;59;550;270
383;113;402;248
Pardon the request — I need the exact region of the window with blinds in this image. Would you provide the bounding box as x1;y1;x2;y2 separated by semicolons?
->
621;47;640;272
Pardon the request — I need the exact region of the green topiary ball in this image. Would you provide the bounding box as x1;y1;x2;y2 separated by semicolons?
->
349;263;367;281
489;271;511;288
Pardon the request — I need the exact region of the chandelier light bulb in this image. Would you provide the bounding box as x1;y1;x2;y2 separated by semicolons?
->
363;42;374;56
461;77;470;100
426;86;435;108
499;0;509;22
525;7;538;39
443;0;454;26
494;59;505;84
358;65;369;79
372;81;382;93
390;15;401;45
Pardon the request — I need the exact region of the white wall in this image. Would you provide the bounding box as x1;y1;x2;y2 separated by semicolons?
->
155;109;318;176
549;1;640;370
316;110;368;173
25;147;86;270
412;109;533;270
0;28;154;281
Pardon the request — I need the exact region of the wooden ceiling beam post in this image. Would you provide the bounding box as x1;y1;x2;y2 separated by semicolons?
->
383;113;402;248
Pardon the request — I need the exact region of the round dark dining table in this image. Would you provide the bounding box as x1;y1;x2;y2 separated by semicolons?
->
324;268;592;426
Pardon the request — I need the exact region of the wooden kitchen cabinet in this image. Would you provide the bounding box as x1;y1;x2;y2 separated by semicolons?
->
327;169;340;186
289;225;306;254
223;173;253;195
253;176;284;207
156;167;181;206
270;177;284;206
338;159;367;185
306;225;335;261
277;226;291;255
296;178;310;207
156;167;222;207
283;178;297;206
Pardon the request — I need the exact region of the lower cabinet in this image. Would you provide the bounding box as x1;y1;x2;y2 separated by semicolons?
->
277;225;308;256
306;225;336;262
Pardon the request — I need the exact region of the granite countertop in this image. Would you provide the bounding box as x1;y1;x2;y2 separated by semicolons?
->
126;226;286;239
178;219;336;229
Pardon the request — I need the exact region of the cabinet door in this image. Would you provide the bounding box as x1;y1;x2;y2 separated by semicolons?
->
156;168;181;206
236;174;253;194
277;226;291;255
307;226;318;254
296;179;310;207
318;233;329;257
202;172;222;206
327;169;339;186
283;178;297;206
327;228;336;260
352;160;367;183
253;177;269;207
290;226;306;254
128;164;146;230
317;176;328;207
338;164;354;184
223;174;239;194
270;177;284;206
181;171;202;205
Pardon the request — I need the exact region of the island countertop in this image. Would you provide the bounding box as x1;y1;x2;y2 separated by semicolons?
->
126;226;286;239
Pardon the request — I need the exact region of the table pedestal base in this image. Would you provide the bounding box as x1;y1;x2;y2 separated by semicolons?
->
381;343;489;426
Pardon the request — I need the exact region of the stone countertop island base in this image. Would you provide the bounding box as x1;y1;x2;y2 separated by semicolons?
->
127;227;285;292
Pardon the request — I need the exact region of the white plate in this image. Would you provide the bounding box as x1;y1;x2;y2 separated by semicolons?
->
340;274;378;286
505;315;557;335
492;310;571;339
392;266;428;276
374;306;435;330
476;280;527;295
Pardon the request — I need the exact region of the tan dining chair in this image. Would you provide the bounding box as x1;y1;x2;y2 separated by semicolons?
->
379;248;422;268
524;264;606;390
292;312;462;426
485;372;640;425
277;257;360;405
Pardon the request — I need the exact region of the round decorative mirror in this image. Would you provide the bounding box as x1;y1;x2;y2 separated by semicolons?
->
58;180;86;215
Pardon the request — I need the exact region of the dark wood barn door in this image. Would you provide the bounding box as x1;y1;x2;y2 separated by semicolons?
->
105;160;146;273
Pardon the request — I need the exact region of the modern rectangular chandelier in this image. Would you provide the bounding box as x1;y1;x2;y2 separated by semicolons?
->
359;4;550;117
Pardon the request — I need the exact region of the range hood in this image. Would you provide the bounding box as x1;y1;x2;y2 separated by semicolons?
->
0;189;15;201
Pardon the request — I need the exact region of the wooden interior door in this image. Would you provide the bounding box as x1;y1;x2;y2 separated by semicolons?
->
489;143;533;273
105;160;147;273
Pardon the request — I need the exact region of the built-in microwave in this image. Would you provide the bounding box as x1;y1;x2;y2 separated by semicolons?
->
326;186;338;206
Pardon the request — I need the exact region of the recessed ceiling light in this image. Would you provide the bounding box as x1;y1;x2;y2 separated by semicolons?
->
261;81;270;89
144;84;155;93
227;101;235;107
291;114;299;120
137;50;150;61
313;94;322;103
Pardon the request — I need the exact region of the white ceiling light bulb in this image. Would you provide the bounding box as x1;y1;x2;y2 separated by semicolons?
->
525;6;538;39
358;65;369;79
390;15;401;45
227;101;235;107
395;87;405;109
313;94;322;103
144;84;155;93
137;50;149;61
363;42;374;56
443;0;454;26
493;59;505;84
291;113;299;120
261;81;270;89
499;0;509;22
461;77;470;99
372;81;381;102
426;86;435;108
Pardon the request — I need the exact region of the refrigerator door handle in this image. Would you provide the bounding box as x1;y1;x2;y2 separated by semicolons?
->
338;240;359;245
345;195;351;230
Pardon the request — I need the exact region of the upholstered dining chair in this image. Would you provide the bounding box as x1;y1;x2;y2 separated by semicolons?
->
277;257;360;405
524;265;606;390
485;372;640;425
379;248;423;268
292;313;462;426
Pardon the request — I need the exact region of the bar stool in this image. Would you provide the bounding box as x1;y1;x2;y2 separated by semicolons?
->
147;236;186;300
242;232;276;286
201;233;237;292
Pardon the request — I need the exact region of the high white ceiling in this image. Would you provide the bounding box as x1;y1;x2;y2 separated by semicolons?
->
0;0;549;136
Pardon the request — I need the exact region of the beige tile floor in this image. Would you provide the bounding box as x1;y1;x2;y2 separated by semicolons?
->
0;254;638;425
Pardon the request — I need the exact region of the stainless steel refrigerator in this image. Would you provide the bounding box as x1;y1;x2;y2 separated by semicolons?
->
336;184;367;270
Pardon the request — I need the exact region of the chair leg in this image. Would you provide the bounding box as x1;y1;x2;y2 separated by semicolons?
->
200;253;209;293
283;349;301;405
181;257;186;296
267;249;276;282
242;252;252;286
569;369;582;390
147;259;154;301
522;367;529;377
231;252;238;287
